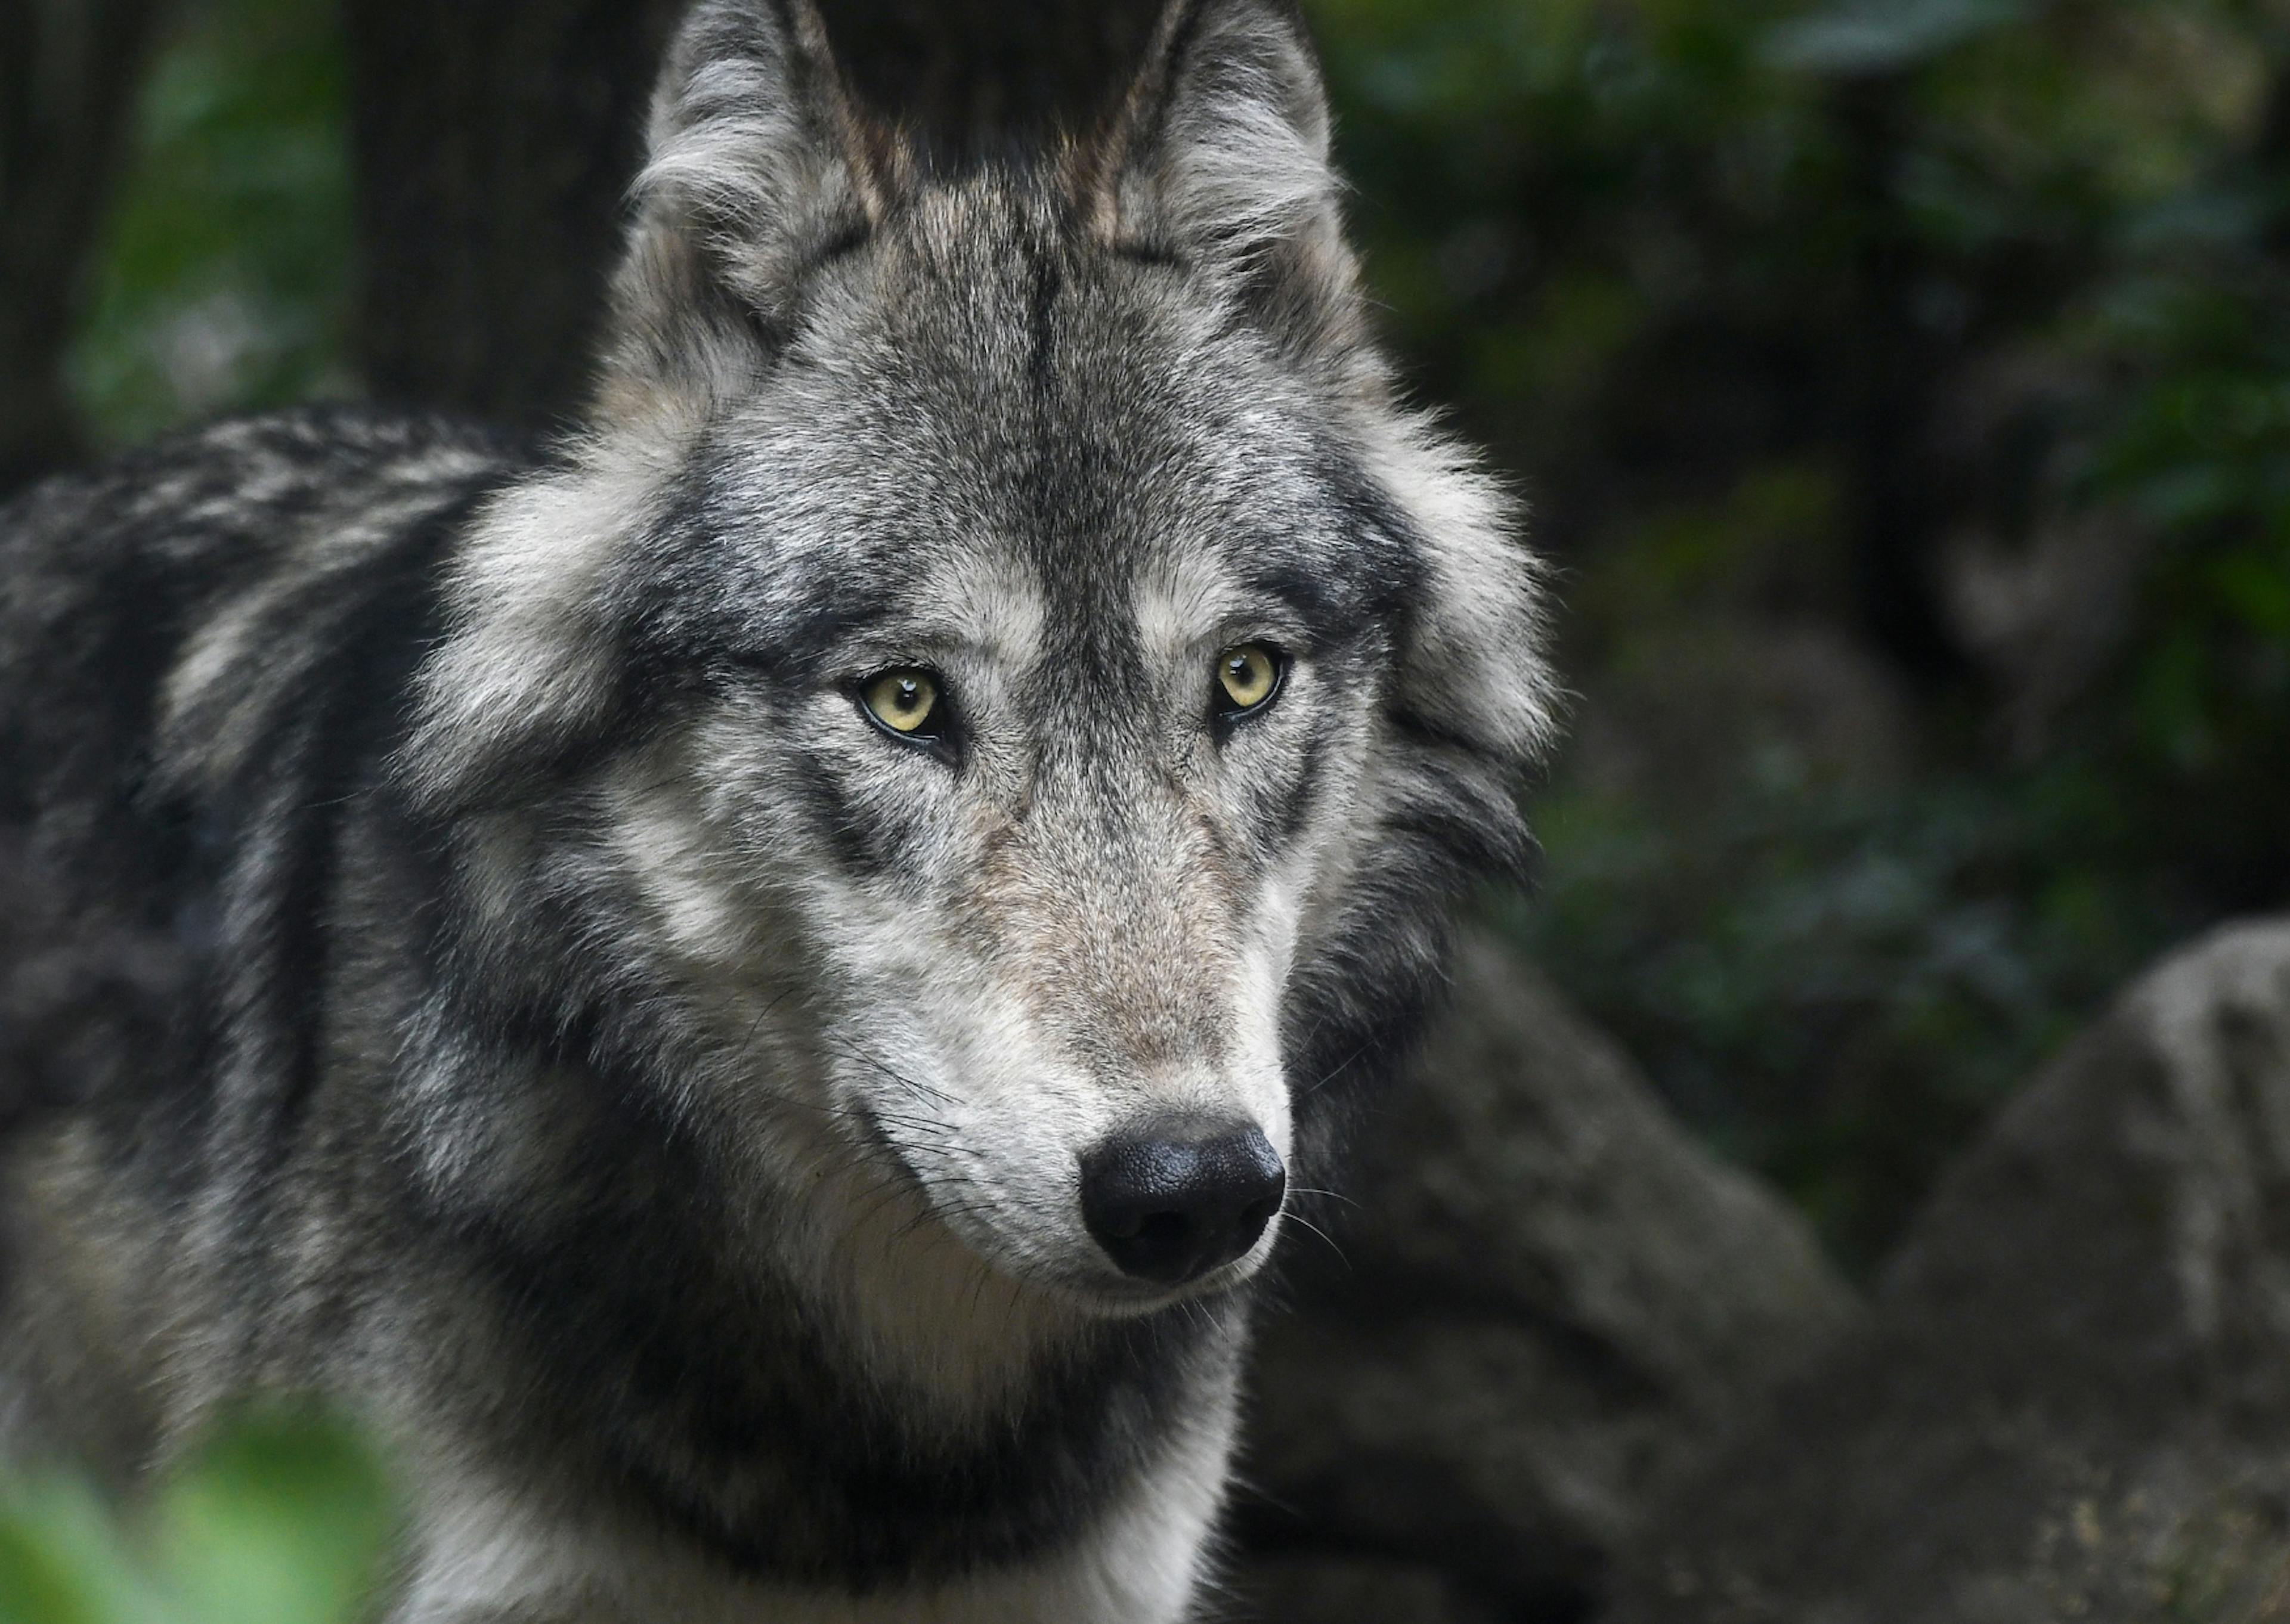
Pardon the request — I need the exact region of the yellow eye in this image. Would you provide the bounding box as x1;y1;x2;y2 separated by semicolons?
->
861;669;940;735
1215;644;1282;713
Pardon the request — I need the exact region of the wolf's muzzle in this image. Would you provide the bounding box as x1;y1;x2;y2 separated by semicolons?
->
1079;1117;1286;1284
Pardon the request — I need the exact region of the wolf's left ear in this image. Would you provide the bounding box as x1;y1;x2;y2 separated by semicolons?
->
1090;0;1363;362
601;0;897;408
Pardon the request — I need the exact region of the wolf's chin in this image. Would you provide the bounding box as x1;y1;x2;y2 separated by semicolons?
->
896;1202;1272;1321
991;1235;1283;1320
1066;1263;1270;1317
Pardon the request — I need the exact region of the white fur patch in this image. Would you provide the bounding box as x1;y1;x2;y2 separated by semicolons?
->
400;423;693;812
391;1377;1238;1624
1356;404;1561;761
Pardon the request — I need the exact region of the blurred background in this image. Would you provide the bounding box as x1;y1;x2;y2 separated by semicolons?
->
5;0;2290;1618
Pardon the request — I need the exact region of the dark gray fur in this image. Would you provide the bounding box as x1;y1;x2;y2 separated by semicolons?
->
0;2;1554;1618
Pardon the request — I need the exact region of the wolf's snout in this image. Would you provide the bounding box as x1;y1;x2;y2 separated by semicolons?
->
1079;1118;1286;1285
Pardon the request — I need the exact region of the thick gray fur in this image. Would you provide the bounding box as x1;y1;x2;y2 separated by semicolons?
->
0;1;1555;1619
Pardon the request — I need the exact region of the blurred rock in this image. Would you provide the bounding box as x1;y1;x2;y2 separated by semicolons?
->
1924;344;2162;760
1221;1553;1512;1624
1568;621;1915;810
1604;919;2290;1624
1236;930;1862;1617
1940;512;2152;761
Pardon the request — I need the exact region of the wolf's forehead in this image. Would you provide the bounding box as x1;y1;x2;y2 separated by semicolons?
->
708;448;1390;680
694;218;1405;663
773;527;1295;670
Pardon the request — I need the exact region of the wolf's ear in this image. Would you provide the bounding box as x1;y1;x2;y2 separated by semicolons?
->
1090;0;1363;361
601;0;895;407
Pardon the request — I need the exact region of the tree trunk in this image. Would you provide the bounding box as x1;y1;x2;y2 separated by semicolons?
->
0;0;169;495
824;0;1158;153
341;0;1162;430
1835;79;1970;692
339;0;688;430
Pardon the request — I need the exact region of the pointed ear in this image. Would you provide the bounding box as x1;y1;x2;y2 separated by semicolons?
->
601;0;898;409
1089;0;1363;361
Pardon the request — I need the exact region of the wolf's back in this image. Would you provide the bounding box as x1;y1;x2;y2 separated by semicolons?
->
0;408;519;1301
1;409;516;884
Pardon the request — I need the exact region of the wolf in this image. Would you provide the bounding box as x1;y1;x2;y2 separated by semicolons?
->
0;0;1554;1618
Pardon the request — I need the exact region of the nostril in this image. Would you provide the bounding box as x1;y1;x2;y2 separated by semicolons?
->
1079;1117;1286;1286
1135;1211;1189;1250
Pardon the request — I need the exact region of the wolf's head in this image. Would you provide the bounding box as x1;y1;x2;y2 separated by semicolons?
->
402;0;1553;1337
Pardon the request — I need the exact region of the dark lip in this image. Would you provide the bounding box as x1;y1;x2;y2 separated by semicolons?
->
1045;1218;1283;1313
1056;1253;1267;1316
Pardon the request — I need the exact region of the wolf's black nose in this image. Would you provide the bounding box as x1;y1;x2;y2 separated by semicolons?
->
1080;1118;1286;1284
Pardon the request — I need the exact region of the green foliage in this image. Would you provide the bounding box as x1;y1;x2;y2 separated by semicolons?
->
1765;0;2028;75
1506;766;2164;1265
0;1412;394;1624
65;0;354;447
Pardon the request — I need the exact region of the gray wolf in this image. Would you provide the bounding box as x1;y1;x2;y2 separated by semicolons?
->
0;0;1554;1617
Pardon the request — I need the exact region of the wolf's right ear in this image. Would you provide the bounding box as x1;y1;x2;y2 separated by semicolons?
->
600;0;895;410
1085;0;1363;366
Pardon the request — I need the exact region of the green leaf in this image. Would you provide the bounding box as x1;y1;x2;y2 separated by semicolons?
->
0;1477;181;1624
151;1411;394;1624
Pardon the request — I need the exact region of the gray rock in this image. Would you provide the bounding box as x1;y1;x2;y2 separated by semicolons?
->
1237;929;1862;1611
1567;621;1917;805
1605;918;2290;1624
1220;1554;1511;1624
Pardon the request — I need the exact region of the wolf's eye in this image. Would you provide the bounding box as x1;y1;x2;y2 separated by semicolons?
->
860;669;941;737
1214;644;1283;716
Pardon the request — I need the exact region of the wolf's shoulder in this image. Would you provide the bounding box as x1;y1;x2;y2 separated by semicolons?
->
0;405;532;900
